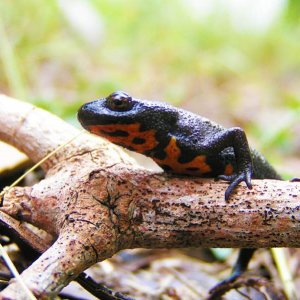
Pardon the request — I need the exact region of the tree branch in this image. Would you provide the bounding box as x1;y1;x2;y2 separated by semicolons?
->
0;94;299;299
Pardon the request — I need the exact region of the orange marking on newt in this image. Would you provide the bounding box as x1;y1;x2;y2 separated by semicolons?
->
224;163;234;176
154;137;211;175
88;123;158;153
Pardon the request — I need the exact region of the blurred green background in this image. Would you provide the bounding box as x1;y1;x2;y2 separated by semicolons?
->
0;0;299;177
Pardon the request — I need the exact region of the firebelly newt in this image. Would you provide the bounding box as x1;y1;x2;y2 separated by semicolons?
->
78;91;282;292
78;91;281;200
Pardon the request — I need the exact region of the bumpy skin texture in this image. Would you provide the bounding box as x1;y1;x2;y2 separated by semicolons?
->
78;91;280;201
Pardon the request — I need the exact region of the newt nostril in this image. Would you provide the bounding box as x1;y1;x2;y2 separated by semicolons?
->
77;101;102;126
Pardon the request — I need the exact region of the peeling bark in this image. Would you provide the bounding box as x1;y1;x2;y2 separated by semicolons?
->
0;94;299;299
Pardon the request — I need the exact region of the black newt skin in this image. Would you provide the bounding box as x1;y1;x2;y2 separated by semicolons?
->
78;91;281;201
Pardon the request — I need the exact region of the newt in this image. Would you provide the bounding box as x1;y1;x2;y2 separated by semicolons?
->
78;91;280;198
77;91;281;291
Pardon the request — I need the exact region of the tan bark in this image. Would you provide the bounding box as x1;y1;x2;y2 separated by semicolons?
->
0;94;299;299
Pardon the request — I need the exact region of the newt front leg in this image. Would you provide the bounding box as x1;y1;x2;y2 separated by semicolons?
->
198;127;252;201
202;127;253;200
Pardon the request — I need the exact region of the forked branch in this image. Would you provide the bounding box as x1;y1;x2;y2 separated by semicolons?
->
0;94;299;299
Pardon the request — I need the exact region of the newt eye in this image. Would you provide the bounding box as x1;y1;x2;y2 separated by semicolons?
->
106;91;133;111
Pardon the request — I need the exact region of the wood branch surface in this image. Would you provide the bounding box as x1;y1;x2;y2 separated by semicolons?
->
0;94;299;299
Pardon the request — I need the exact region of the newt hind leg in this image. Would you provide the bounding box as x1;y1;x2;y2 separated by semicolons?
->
208;249;256;298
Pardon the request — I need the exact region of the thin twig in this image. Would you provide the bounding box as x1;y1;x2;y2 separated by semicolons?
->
0;243;36;300
271;248;297;300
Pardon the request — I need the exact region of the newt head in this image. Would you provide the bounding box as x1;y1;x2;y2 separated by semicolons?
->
77;91;178;154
